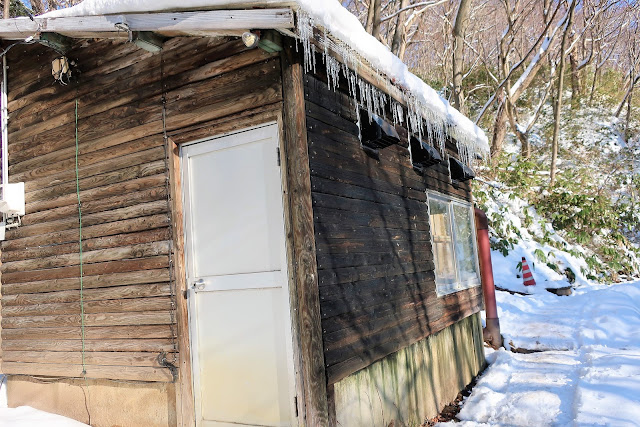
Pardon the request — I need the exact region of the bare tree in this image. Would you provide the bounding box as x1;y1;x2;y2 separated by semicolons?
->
550;0;578;187
391;0;411;56
342;0;636;165
452;0;473;113
615;4;640;143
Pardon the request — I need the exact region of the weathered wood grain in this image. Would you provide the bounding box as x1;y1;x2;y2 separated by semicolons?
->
2;296;172;317
2;255;170;285
2;214;170;252
304;72;481;387
2;283;171;307
5;200;168;241
2;228;171;263
1;362;173;382
2;338;174;352
1;240;169;273
3;350;175;367
166;136;195;426
2;268;171;295
281;43;329;426
1;325;173;340
2;311;173;329
25;160;166;205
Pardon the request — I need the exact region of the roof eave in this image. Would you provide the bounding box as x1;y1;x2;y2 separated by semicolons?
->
0;8;295;40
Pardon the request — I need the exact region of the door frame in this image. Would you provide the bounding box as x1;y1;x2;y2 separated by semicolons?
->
180;122;299;426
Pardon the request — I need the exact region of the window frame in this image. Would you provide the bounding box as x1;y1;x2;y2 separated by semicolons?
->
426;191;481;296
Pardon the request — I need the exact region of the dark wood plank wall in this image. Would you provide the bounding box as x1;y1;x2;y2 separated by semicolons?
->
304;74;484;385
1;37;281;382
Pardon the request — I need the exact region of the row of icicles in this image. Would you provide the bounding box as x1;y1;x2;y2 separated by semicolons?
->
296;10;486;169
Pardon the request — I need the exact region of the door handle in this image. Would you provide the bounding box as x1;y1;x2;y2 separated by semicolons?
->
192;278;205;290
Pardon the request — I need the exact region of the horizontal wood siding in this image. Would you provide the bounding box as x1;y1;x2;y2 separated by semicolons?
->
2;37;282;382
304;74;483;385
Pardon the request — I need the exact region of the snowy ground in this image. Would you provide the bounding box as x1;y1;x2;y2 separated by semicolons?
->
439;276;640;426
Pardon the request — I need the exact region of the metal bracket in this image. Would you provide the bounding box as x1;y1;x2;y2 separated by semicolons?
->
157;351;178;382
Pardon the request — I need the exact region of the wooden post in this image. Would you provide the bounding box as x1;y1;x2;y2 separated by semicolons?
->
167;137;195;426
280;41;329;426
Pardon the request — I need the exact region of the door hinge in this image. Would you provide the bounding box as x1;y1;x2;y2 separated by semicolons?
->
276;146;281;166
294;396;298;417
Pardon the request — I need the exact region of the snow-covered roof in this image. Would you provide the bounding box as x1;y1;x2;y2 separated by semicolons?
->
39;0;489;160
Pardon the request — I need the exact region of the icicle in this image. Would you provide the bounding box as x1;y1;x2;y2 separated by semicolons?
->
294;9;489;167
296;10;316;74
326;55;341;91
391;101;404;126
354;99;362;141
323;27;328;64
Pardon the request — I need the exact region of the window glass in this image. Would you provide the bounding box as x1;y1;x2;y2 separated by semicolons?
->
428;192;480;296
452;204;479;282
428;198;456;284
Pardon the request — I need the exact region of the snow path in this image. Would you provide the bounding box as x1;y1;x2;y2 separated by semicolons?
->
440;280;640;426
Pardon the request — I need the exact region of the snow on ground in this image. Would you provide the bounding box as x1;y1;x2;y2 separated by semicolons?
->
439;280;640;427
0;375;89;426
437;215;640;427
0;406;90;427
441;176;640;426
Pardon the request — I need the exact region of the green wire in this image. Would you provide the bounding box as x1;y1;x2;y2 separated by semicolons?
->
75;97;87;375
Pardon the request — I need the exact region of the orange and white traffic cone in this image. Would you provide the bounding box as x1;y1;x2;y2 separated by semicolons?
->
522;256;536;286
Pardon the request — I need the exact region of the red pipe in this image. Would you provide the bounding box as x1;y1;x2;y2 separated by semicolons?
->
475;208;503;349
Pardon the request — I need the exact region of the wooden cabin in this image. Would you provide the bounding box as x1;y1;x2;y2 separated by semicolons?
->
0;2;488;426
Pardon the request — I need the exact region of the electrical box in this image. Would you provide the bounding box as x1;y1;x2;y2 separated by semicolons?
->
0;182;25;216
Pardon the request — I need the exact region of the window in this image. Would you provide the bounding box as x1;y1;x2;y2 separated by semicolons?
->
427;192;480;296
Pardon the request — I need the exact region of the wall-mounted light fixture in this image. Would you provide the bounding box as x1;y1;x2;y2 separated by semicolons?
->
242;31;260;48
51;56;72;84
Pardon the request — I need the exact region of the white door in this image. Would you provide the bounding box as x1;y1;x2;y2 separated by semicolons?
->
182;124;297;427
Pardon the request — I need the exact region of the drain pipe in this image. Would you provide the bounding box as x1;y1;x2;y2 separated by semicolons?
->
475;208;502;349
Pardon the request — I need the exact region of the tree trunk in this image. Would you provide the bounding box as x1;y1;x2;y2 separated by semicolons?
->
570;52;580;109
503;91;530;157
550;0;577;187
625;87;634;143
588;66;600;106
491;96;508;162
365;0;376;34
3;0;9;19
616;73;639;118
452;0;472;113
371;0;382;39
30;0;44;14
391;0;410;57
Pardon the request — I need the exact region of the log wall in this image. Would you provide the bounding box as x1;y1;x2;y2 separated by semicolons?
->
1;37;281;382
304;74;484;385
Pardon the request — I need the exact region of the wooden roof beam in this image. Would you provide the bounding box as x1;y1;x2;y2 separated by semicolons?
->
0;8;294;40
